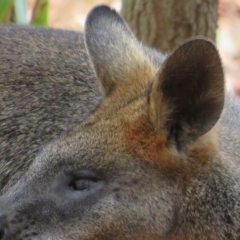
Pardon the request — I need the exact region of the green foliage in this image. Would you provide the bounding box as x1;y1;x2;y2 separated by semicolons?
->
31;0;48;25
0;0;48;25
0;0;14;22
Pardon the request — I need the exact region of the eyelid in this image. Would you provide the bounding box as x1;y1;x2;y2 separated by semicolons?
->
64;170;101;180
52;170;106;200
70;178;98;191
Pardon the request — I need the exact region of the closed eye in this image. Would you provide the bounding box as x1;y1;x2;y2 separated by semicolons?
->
69;178;99;191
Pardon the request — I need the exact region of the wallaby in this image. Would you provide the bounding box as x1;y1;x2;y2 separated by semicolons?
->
0;5;240;240
0;23;102;193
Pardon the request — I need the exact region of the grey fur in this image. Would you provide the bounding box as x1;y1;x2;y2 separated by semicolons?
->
0;5;239;240
0;25;102;192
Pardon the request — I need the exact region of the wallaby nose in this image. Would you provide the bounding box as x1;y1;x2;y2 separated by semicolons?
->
0;216;7;240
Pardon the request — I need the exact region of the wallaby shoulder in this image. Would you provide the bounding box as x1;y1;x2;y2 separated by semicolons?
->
0;25;102;192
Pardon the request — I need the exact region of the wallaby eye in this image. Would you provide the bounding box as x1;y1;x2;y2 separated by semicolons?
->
70;178;99;191
60;170;103;195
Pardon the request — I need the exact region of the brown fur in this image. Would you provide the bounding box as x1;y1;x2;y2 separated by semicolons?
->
126;117;217;171
0;5;239;240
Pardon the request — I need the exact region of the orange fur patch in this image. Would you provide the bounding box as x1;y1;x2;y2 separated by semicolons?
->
125;117;217;172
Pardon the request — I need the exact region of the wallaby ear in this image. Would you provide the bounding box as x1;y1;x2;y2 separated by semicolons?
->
149;38;224;151
84;5;155;95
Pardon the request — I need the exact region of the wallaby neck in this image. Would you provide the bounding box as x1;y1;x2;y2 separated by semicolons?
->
174;152;240;240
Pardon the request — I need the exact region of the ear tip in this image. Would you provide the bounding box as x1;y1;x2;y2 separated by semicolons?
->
174;36;223;72
85;4;119;28
184;36;215;43
180;36;218;52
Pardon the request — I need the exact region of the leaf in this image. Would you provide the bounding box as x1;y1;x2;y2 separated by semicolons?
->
0;0;14;22
31;0;48;26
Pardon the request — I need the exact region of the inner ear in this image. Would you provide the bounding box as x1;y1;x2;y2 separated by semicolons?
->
150;37;224;149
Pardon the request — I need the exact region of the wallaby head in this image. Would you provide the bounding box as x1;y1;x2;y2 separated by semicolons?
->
1;5;236;240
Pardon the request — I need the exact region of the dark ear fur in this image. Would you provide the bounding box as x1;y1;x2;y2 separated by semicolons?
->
84;5;154;95
149;38;224;150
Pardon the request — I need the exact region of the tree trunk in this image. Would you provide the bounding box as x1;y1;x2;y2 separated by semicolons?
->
121;0;219;52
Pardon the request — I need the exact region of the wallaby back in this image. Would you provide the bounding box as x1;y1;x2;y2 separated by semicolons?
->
0;25;102;192
0;5;239;240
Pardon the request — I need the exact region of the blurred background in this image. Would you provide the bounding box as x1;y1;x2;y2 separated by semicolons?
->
1;0;240;98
